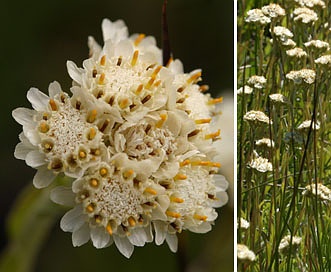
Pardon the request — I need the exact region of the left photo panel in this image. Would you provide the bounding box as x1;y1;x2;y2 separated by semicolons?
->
0;1;234;271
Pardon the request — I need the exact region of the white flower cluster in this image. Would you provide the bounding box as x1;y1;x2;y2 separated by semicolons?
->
278;235;302;255
304;40;330;51
237;244;256;263
12;19;228;258
286;69;316;84
293;7;318;24
303;183;331;201
294;0;326;8
245;4;285;25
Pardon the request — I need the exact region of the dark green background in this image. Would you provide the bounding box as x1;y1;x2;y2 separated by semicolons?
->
1;0;233;271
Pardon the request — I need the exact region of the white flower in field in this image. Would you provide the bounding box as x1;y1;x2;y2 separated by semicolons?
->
256;138;275;148
303;183;331;201
245;9;271;25
237;244;256;262
286;69;316;84
304;40;330;51
315;55;331;65
11;18;229;258
272;26;293;41
249;156;273;172
278;235;302;255
281;38;297;48
262;3;285;18
297;120;320;130
269;93;288;104
286;47;307;58
247;75;267;89
294;0;326;8
293;7;318;24
238;218;250;230
244;110;272;125
237;85;253;95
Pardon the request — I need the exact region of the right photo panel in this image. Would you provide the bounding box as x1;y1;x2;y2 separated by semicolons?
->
237;1;331;271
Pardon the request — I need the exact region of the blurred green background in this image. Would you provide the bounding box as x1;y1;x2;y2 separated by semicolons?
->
0;0;233;271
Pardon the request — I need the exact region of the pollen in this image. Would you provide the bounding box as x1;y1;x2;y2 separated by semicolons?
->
79;150;87;159
123;169;134;179
134;34;145;46
131;50;139;66
89;178;99;188
187;71;202;84
87;128;96;140
86;204;95;213
144;187;157;195
135;84;144;95
195;118;212;124
171;196;184;203
49;99;58;111
99;167;108;177
106;223;113;235
166;211;181;218
119;98;129;109
174;173;187;180
39;122;49;133
208;97;223;105
199;85;209;92
145;77;156;89
100;55;106;66
128;217;136;227
87;109;97;123
205;129;221;140
98;73;106;84
180;160;190;167
194;214;208;221
95;215;102;224
156;113;167;128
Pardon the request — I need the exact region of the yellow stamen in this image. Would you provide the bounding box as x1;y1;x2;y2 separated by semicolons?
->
49;99;57;111
151;65;162;77
99;167;108;177
89;178;99;188
119;98;129;109
86;204;94;213
123;169;134;179
144;187;157;195
180;160;190;167
208;97;223;105
128;217;136;227
88;128;96;140
95;215;102;224
174;174;187;180
205;129;221;140
199;85;209;92
134;34;145;46
79;151;87;159
98;73;105;84
131;50;139;66
100;55;106;66
39;122;49;133
194;214;208;221
154;80;162;87
135;84;144;95
156;113;167;128
87;109;97;123
212;162;221;168
195;118;212;124
166;57;173;67
170;196;184;203
145;77;156;89
166;211;181;218
187;71;202;84
106;223;113;235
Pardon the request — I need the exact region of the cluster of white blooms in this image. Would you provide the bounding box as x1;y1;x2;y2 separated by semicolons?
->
245;9;271;25
304;40;330;51
237;244;256;263
12;19;228;258
272;26;296;47
293;7;318;24
238;218;250;230
294;0;326;8
297;120;320;130
286;47;307;58
303;183;331;201
278;235;302;255
256;138;275;148
237;85;253;95
244;110;272;125
286;69;316;84
315;55;331;65
247;75;267;89
249;156;273;172
269;93;288;104
261;4;285;19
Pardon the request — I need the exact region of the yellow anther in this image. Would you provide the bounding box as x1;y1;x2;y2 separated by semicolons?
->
95;215;102;224
199;85;209;92
43;142;53;152
86;204;94;213
98;73;105;84
187;71;202;84
194;214;208;221
135;84;144;95
87;109;97;123
166;57;173;67
131;50;139;66
134;34;145;46
174;174;187;180
145;77;156;89
39;122;49;133
128;217;136;227
208;97;223;105
89;178;99;188
88;128;96;140
195;118;212;124
49;99;57;111
100;55;106;66
212;162;221;168
166;211;181;218
180;160;190;167
106;223;113;235
123;169;134;179
156;113;167;128
99;167;108;177
171;196;184;203
154;80;162;87
205;129;221;140
79;151;87;159
144;187;157;195
151;66;162;77
119;98;129;109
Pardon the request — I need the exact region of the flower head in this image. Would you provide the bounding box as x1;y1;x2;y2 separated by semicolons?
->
237;244;256;263
247;75;267;89
269;93;288;104
286;69;316;84
315;55;331;65
286;47;307;59
293;7;318;24
294;0;326;8
278;235;302;255
249;156;273;172
304;40;330;51
262;4;285;19
303;183;331;201
244;110;272;125
237;85;253;95
256;138;275;148
245;9;271;25
297;120;320;130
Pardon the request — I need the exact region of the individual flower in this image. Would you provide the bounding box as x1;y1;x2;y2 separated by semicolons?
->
294;0;326;8
269;93;288;104
245;9;271;25
303;183;331;201
262;3;285;19
304;40;330;51
12;18;228;258
278;235;302;255
237;85;253;95
237;244;256;263
272;26;294;42
247;75;267;89
256;138;275;148
286;69;316;84
286;47;307;59
244;110;272;125
315;55;331;65
297;119;320;130
248;156;273;172
293;7;318;24
238;218;250;230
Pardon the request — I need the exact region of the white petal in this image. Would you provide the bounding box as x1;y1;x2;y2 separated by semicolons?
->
188;222;212;233
33;167;56;188
14;142;33;160
50;186;75;206
212;191;229;208
26;150;45;168
144;224;153;243
102;19;128;43
214;175;229;190
48;81;62;98
113;235;134;258
27;88;49;111
114;40;133;58
88;36;102;57
90;227;110;249
166;233;178;253
12;108;35;127
72;223;90;247
153;221;167;245
66;61;83;85
127;228;147;247
25;129;40;146
60;205;85;232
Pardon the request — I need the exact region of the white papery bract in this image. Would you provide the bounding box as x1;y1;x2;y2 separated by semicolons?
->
13;18;228;258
